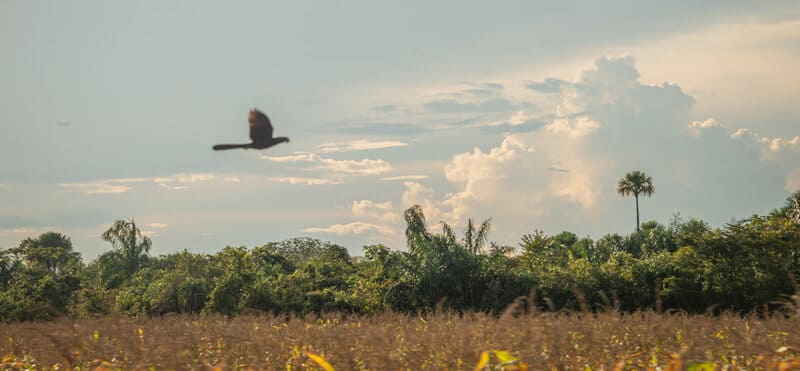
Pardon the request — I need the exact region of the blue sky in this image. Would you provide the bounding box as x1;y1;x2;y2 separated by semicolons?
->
2;1;799;258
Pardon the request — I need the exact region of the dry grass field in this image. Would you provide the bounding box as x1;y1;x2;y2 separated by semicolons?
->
2;309;800;370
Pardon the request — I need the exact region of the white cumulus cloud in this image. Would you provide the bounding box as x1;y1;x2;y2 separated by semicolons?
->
398;55;797;239
689;118;719;129
732;128;800;161
352;200;398;223
544;116;601;138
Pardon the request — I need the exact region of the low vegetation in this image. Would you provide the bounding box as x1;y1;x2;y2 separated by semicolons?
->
2;309;800;369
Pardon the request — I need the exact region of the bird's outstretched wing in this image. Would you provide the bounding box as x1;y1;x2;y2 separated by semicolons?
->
213;143;251;150
249;109;273;143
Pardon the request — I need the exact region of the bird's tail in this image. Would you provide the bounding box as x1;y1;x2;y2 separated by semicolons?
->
213;143;251;150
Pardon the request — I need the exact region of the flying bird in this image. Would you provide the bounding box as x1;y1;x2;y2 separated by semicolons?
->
213;109;290;151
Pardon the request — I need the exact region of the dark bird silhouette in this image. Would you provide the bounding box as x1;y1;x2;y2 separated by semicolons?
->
213;109;290;150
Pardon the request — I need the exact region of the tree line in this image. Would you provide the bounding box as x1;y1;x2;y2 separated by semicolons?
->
1;189;799;322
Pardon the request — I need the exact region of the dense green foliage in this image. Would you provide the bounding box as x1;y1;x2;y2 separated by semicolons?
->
1;192;799;322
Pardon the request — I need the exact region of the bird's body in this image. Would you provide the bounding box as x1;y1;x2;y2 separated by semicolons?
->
213;109;289;151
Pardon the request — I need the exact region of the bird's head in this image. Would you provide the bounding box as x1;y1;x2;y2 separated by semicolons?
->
248;110;257;127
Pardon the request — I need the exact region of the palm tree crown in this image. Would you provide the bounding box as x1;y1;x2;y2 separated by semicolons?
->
617;171;655;232
441;218;492;254
617;171;655;198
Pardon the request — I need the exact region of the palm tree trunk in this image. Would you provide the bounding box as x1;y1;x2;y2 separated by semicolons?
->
635;194;640;232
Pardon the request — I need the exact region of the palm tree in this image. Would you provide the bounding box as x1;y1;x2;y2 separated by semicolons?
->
441;217;492;255
403;205;492;254
786;190;800;224
101;219;152;275
617;171;655;232
404;205;431;252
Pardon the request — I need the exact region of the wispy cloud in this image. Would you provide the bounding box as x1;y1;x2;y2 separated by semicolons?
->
423;98;520;114
59;182;134;194
153;174;215;184
0;227;49;235
0;226;67;239
153;173;216;191
58;173;220;195
158;184;189;190
371;104;399;113
269;176;343;186
382;175;429;181
320;158;391;175
548;166;570;173
302;222;393;236
261;153;318;163
148;223;169;228
262;153;392;175
334;81;535;135
337;123;430;136
450;82;505;96
526;78;569;93
316;140;408;153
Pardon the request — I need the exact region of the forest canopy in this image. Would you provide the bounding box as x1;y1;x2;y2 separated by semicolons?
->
1;191;799;322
